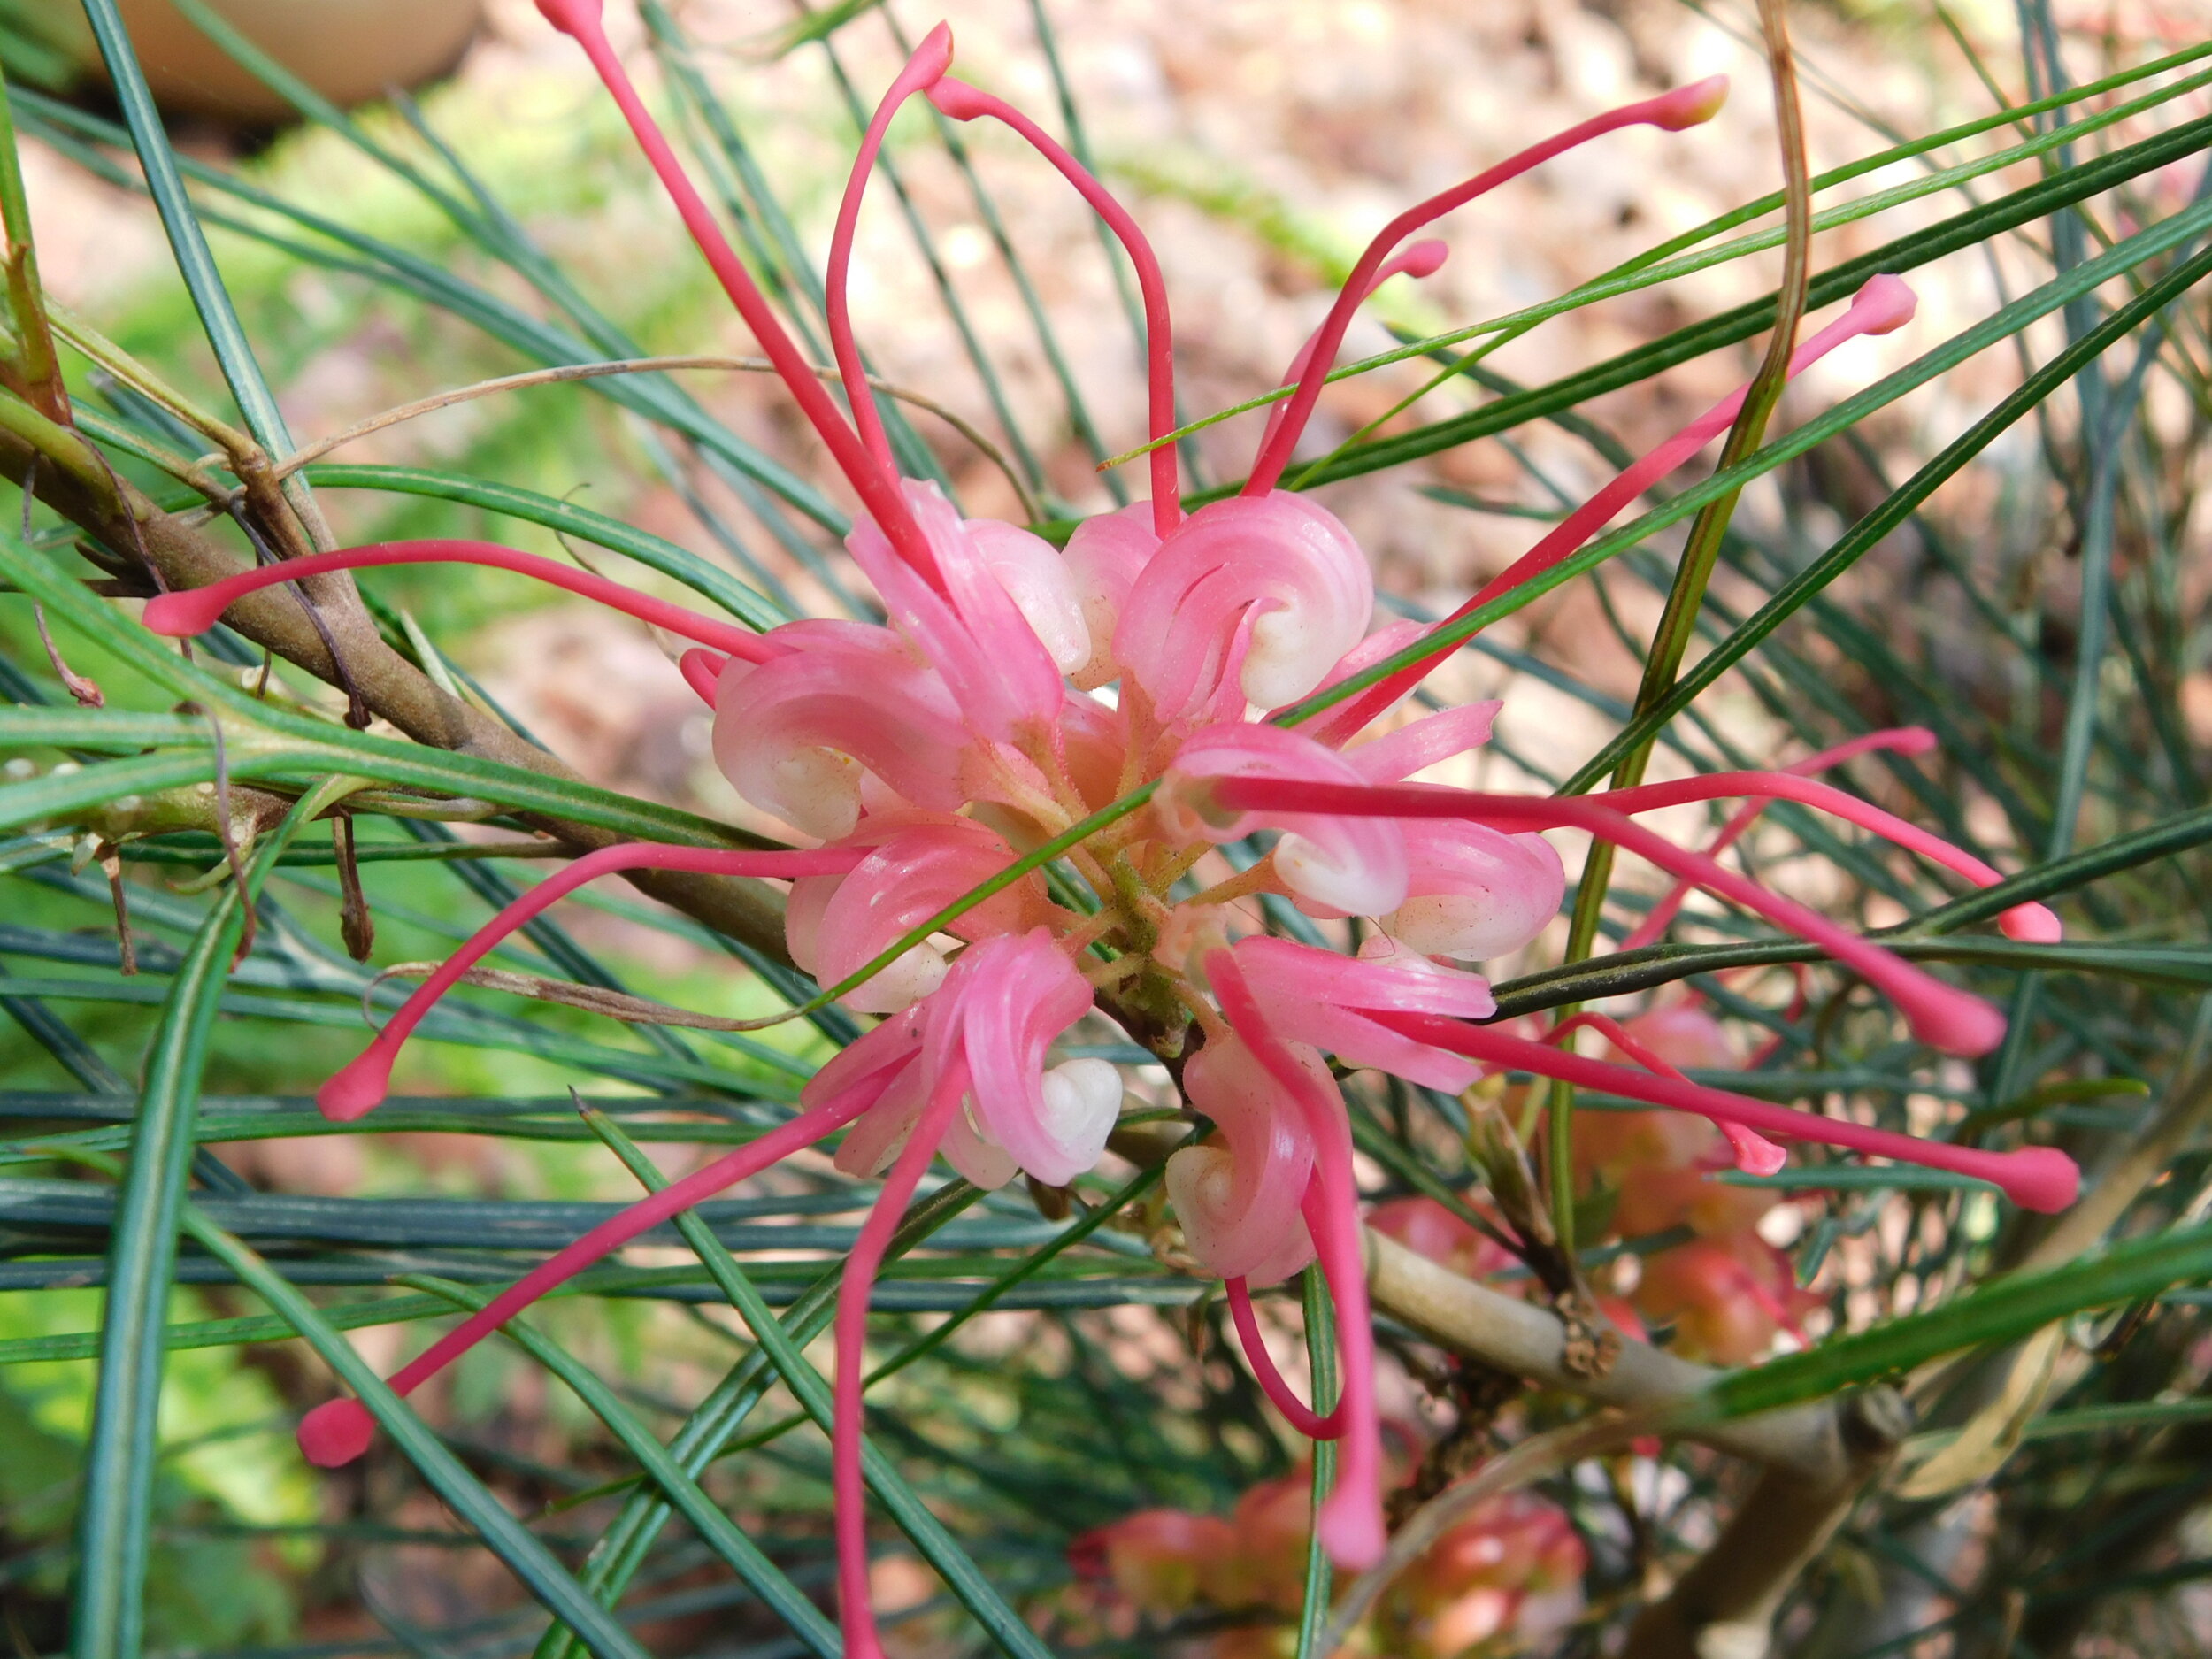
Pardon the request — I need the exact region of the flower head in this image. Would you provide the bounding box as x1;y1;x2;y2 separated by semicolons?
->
138;18;2083;1651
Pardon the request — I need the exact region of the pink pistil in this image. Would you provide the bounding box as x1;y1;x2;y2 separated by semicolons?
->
1256;238;1448;457
1547;1010;1785;1175
826;27;956;477
1225;1271;1345;1440
534;0;946;590
1382;1011;2078;1211
141;541;780;664
1620;730;2057;947
1624;730;1931;949
297;1084;877;1469
1244;75;1728;495
1315;274;1916;733
929;77;1184;534
1205;776;2006;1057
1591;769;2059;944
317;843;862;1123
833;1055;971;1659
1209;949;1387;1570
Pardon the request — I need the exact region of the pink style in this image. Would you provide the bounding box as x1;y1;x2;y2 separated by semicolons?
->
138;4;2078;1651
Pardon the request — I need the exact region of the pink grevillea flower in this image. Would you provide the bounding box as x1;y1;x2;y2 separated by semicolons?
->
786;814;1056;1013
134;7;2085;1647
825;928;1116;1191
1167;1033;1321;1287
1233;934;1498;1093
1159;724;1409;917
1114;492;1375;725
712;619;972;840
1205;946;1389;1568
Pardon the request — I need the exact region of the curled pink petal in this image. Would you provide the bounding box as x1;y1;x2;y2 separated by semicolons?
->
316;844;862;1123
832;932;1103;1188
788;817;1040;1014
1209;951;1386;1570
1063;505;1161;688
847;480;1064;740
1115;494;1373;720
1346;701;1502;782
1160;724;1407;918
967;517;1090;675
956;931;1110;1186
1386;821;1565;962
712;620;971;840
1234;934;1494;1092
1168;1033;1318;1283
142;541;778;661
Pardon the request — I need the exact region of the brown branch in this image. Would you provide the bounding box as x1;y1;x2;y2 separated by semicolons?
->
1366;1229;1868;1484
1368;1229;1909;1656
0;409;793;962
1618;1393;1909;1659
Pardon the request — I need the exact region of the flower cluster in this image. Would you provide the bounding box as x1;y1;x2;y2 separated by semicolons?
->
1070;1475;1585;1656
141;4;2080;1650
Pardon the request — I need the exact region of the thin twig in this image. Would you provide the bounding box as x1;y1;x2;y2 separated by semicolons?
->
360;961;783;1033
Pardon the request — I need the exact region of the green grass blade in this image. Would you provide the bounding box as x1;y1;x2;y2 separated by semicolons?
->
1709;1223;2212;1419
66;775;348;1659
1293;1264;1338;1659
74;0;322;538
